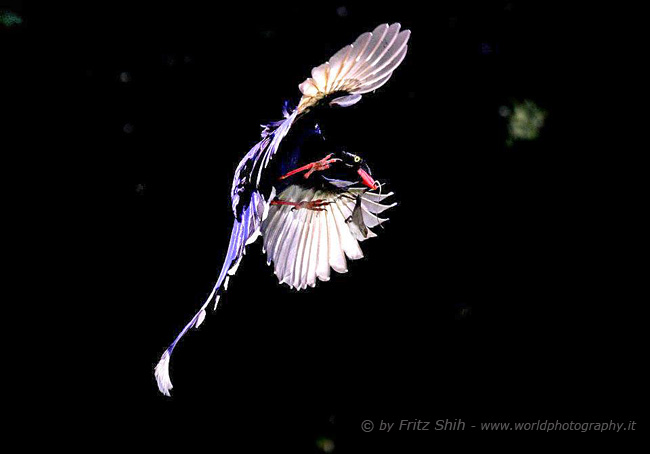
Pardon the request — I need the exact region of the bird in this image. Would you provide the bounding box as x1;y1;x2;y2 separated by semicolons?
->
155;23;411;396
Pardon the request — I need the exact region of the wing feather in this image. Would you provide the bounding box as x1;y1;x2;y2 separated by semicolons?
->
354;73;394;95
300;209;316;288
305;210;320;287
156;24;408;396
331;200;364;260
316;207;331;282
327;45;354;92
355;45;409;93
348;23;399;80
325;203;347;273
356;24;390;68
261;186;395;289
292;205;312;288
297;23;410;112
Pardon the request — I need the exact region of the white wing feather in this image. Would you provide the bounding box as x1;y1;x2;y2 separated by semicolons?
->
297;23;410;112
261;186;395;290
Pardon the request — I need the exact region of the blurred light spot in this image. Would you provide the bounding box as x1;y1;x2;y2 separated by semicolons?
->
119;71;131;83
0;10;22;27
164;54;176;66
135;183;146;195
336;6;348;17
183;55;192;64
453;302;472;320
480;42;493;55
123;123;134;134
506;99;547;147
261;29;275;39
316;437;335;453
498;105;511;117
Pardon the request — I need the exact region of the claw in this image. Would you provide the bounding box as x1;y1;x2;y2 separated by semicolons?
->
273;199;330;211
304;199;330;211
279;153;341;180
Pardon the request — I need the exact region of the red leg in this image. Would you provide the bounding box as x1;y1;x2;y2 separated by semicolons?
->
271;199;330;211
279;154;341;180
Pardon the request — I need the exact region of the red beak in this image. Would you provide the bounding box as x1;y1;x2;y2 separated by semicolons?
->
357;168;377;190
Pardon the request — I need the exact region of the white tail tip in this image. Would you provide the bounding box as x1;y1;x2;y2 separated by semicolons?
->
154;350;173;396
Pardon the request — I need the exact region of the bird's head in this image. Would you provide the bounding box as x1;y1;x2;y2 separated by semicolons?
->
333;151;378;190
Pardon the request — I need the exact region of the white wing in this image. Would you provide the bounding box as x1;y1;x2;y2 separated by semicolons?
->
297;23;410;112
261;185;396;290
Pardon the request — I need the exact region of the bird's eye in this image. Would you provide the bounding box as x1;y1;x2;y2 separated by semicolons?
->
353;156;361;163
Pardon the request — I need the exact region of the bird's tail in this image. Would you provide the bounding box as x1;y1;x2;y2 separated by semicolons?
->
154;195;267;395
153;225;235;396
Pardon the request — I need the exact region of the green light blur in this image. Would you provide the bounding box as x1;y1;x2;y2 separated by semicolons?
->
0;10;23;27
316;436;335;453
505;99;547;147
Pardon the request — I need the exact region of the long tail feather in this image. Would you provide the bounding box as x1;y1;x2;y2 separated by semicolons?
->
154;220;245;396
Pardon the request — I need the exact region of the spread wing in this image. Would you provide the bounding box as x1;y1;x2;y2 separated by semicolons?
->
231;23;410;219
261;185;396;290
155;23;410;396
297;23;411;112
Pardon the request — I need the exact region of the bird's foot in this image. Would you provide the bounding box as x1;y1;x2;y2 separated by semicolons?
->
303;154;340;178
297;199;330;211
279;154;341;180
271;199;330;211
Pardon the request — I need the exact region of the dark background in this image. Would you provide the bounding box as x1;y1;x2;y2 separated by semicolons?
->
3;0;641;450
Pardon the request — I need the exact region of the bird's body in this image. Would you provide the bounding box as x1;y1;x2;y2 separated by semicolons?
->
155;23;411;395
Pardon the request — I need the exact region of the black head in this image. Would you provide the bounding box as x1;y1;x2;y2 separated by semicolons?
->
330;150;377;189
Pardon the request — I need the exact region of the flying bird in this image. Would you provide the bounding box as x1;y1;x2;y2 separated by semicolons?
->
155;23;411;395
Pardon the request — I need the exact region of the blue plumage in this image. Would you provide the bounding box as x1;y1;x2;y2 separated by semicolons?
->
155;23;410;395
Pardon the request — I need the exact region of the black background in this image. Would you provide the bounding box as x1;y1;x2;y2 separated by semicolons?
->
3;0;641;450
